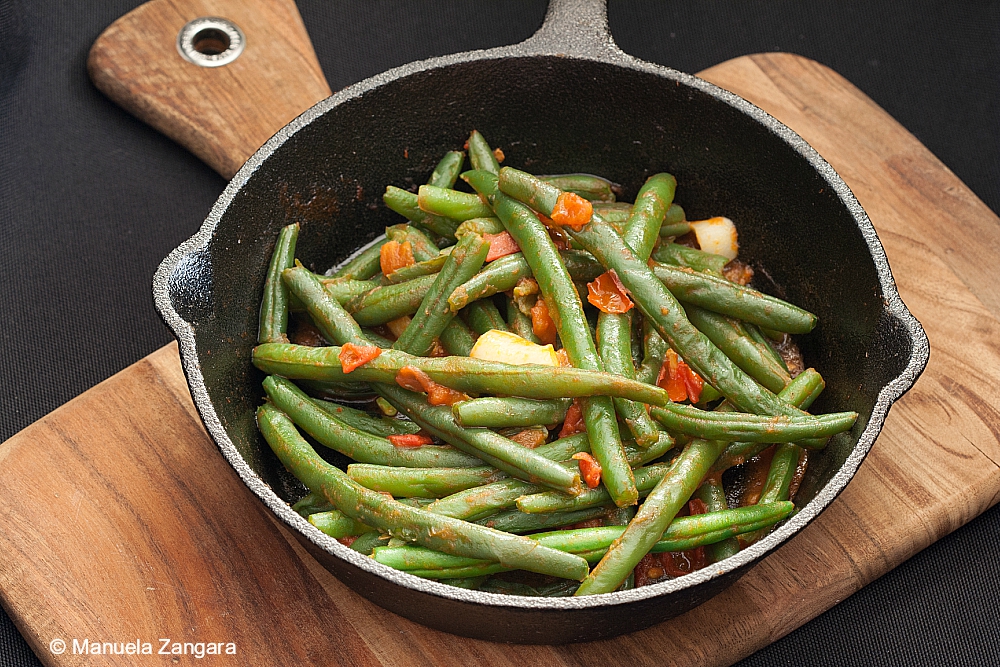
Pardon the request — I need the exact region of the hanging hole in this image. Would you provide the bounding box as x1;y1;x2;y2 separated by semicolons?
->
177;17;245;67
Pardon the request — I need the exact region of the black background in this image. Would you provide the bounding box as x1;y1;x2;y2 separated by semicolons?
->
1;1;998;665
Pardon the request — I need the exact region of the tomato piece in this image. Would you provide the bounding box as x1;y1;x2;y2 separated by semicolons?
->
337;342;382;373
387;433;434;448
530;297;557;345
393;365;469;406
572;452;603;489
510;428;548;449
586;270;634;314
656;349;689;402
380;240;415;276
493;147;505;163
394;365;429;392
558;399;585;438
484;231;521;262
549;192;593;230
337;535;358;547
680;360;704;403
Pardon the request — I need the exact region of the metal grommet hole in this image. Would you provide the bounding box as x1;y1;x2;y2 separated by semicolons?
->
177;17;245;68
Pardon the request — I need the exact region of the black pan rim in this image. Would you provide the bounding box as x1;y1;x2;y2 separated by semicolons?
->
152;10;929;616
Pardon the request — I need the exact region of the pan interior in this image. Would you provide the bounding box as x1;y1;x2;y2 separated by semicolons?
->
177;54;908;522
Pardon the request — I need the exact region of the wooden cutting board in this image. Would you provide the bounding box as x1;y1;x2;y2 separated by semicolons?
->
3;4;1000;666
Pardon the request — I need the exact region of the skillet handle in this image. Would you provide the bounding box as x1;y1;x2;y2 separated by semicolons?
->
88;0;331;179
522;0;621;58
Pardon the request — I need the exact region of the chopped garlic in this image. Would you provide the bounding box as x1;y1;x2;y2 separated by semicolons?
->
469;329;560;366
689;216;738;261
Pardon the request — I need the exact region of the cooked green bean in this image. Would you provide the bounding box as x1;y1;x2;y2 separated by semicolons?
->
428;150;465;189
386;223;439;262
393;232;489;356
658;203;689;238
447;249;603;311
345;273;437;326
254;343;673;405
292;492;334;518
649;403;855;444
309;510;373;539
650;262;817;334
651;242;728;274
383;186;461;240
475;506;613;534
259;223;298;344
418;185;494;221
685;304;791;393
382;253;446;284
636;318;668;385
310;397;421;437
598;312;661;446
467;130;500;174
517;462;674;514
438;317;477;356
462;298;510;334
264;375;483;468
539;174;616;202
346;463;506;499
452;397;571;428
507;294;541;344
330;237;387;281
350;531;391;555
283;265;374;351
693;477;739;563
455;216;505;238
467;168;636;507
258;403;589;580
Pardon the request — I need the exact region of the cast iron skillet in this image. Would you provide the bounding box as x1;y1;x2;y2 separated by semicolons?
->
143;0;927;643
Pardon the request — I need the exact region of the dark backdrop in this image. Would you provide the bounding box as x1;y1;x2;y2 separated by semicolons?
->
1;1;998;665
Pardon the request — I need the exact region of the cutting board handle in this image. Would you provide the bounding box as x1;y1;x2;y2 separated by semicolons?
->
88;0;332;179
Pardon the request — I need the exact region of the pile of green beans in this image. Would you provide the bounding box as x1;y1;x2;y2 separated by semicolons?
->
252;131;856;598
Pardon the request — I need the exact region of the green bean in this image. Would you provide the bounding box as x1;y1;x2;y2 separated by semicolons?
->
575;432;728;595
658;203;689;238
330;237;387;280
467;169;636;507
438;317;477;356
258;403;590;580
303;278;382;310
427;478;542;521
283;265;374;352
685;304;791;393
346;464;506;498
539;174;616;202
651;262;817;334
418;185;494;221
292;492;334;518
382;254;446;285
427;150;465;189
455;216;504;238
462;298;510;334
386;223;439;262
383;186;461;240
467;130;500;174
382;386;581;494
760;444;801;505
361;329;395;349
350;531;390;555
453;397;572;428
651;242;728;275
598;312;661;446
693;477;739;563
309;510;372;538
259;223;299;343
345;273;437;326
296;379;374;402
310;398;420;437
636;318;668;385
254;343;673;405
592;202;632;228
711;368;825;472
507;294;541;344
518;461;675;514
650;403;855;443
264;375;483;467
393;232;489;356
745;322;790;373
378;502;793;577
475;506;613;534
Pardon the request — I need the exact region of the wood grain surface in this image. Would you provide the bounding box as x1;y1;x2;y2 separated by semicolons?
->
87;0;331;179
2;52;1000;666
